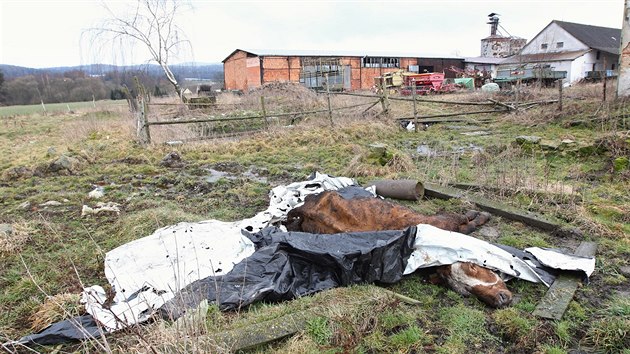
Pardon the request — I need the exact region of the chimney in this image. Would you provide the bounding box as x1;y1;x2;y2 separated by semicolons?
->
487;13;500;36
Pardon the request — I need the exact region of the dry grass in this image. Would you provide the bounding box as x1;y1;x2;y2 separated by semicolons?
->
61;109;135;145
343;144;416;178
29;293;84;332
0;222;33;256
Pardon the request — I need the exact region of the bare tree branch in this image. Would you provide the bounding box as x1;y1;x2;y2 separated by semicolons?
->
86;0;191;99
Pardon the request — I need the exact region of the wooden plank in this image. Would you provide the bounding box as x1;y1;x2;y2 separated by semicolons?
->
423;183;563;231
449;183;582;203
394;109;505;121
324;91;498;105
205;311;310;351
532;242;598;320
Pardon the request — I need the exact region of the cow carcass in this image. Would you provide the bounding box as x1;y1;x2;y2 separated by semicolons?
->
284;190;512;307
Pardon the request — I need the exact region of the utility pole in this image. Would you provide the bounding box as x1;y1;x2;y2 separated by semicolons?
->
617;0;630;97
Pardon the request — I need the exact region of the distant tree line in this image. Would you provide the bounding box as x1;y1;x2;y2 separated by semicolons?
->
0;64;224;106
0;69;176;106
0;70;6;103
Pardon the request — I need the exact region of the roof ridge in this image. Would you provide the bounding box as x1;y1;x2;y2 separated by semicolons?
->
552;20;620;31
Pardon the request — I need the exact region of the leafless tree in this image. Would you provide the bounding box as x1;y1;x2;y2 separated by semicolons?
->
87;0;190;99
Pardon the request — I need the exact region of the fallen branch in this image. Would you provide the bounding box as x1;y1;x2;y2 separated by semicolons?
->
487;99;517;111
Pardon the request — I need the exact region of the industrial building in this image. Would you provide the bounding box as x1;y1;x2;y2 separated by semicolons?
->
497;20;621;84
222;49;464;91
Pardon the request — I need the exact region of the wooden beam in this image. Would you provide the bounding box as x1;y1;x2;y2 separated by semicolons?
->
423;183;563;231
394;109;504;121
532;242;598;320
205;311;310;351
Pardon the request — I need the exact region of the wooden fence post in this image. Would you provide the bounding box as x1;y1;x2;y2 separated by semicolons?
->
326;74;334;127
260;96;269;129
380;81;390;116
137;95;151;144
412;80;418;132
557;80;563;112
602;57;608;102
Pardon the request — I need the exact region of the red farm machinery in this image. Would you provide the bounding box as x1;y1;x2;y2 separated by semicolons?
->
374;71;455;95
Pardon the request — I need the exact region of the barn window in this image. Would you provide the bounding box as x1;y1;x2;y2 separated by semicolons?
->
361;57;400;68
596;50;601;60
541;43;548;50
556;42;564;48
299;57;343;89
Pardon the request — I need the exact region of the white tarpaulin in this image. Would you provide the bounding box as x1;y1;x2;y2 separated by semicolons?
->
525;247;595;277
405;224;547;285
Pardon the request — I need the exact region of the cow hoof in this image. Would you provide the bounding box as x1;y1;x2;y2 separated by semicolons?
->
465;210;491;225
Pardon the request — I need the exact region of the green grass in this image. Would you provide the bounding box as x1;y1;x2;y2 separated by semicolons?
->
306;317;332;345
0;100;126;117
1;88;629;353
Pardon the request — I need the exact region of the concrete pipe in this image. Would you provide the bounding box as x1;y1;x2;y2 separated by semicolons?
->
367;179;424;201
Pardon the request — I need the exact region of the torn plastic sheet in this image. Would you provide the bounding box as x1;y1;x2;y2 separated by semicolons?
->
81;173;358;332
82;220;255;331
525;247;595;278
13;315;101;347
404;225;547;285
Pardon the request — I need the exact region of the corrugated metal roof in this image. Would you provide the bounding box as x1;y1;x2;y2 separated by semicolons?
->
222;48;463;62
464;56;504;64
554;20;621;55
498;50;590;65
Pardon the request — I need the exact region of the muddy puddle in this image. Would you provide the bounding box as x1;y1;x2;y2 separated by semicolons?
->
205;168;268;184
416;144;484;157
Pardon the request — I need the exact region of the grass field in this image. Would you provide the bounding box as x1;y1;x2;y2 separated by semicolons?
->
0;100;127;117
0;83;628;353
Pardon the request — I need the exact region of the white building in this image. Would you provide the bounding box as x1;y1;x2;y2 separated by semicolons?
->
498;20;621;84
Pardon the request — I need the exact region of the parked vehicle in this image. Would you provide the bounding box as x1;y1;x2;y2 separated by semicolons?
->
494;65;566;87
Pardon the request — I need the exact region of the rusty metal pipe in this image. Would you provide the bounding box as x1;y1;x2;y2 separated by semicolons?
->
367;179;424;201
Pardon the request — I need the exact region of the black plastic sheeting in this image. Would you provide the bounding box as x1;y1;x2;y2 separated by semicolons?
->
160;226;417;319
17;226;417;346
16;314;101;347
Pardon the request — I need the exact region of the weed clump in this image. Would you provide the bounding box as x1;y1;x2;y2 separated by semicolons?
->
29;293;84;332
584;296;630;353
0;222;33;256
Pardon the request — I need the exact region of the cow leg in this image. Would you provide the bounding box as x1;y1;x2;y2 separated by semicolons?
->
458;210;491;234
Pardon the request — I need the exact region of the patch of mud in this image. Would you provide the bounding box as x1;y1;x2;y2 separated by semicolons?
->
416;144;484;157
453;144;484;154
205;166;268;184
445;125;483;131
205;168;233;183
416;144;437;157
461;131;491;136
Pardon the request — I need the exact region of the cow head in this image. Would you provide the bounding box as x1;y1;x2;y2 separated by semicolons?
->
436;262;512;308
284;208;303;232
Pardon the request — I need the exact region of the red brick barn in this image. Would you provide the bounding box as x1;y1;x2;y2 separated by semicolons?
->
222;49;464;91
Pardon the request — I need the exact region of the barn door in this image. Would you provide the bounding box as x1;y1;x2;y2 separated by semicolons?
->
344;65;351;90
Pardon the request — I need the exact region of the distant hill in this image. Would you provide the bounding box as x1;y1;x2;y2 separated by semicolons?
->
0;63;223;81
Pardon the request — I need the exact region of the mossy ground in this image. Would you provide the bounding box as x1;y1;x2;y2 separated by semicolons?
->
0;85;628;353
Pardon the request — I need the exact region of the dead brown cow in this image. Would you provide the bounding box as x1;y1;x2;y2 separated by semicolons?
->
284;191;512;308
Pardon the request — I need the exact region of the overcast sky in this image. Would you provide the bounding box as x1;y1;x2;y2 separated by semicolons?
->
0;0;625;68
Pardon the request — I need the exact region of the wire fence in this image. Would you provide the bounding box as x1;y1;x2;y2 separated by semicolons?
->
133;83;562;144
